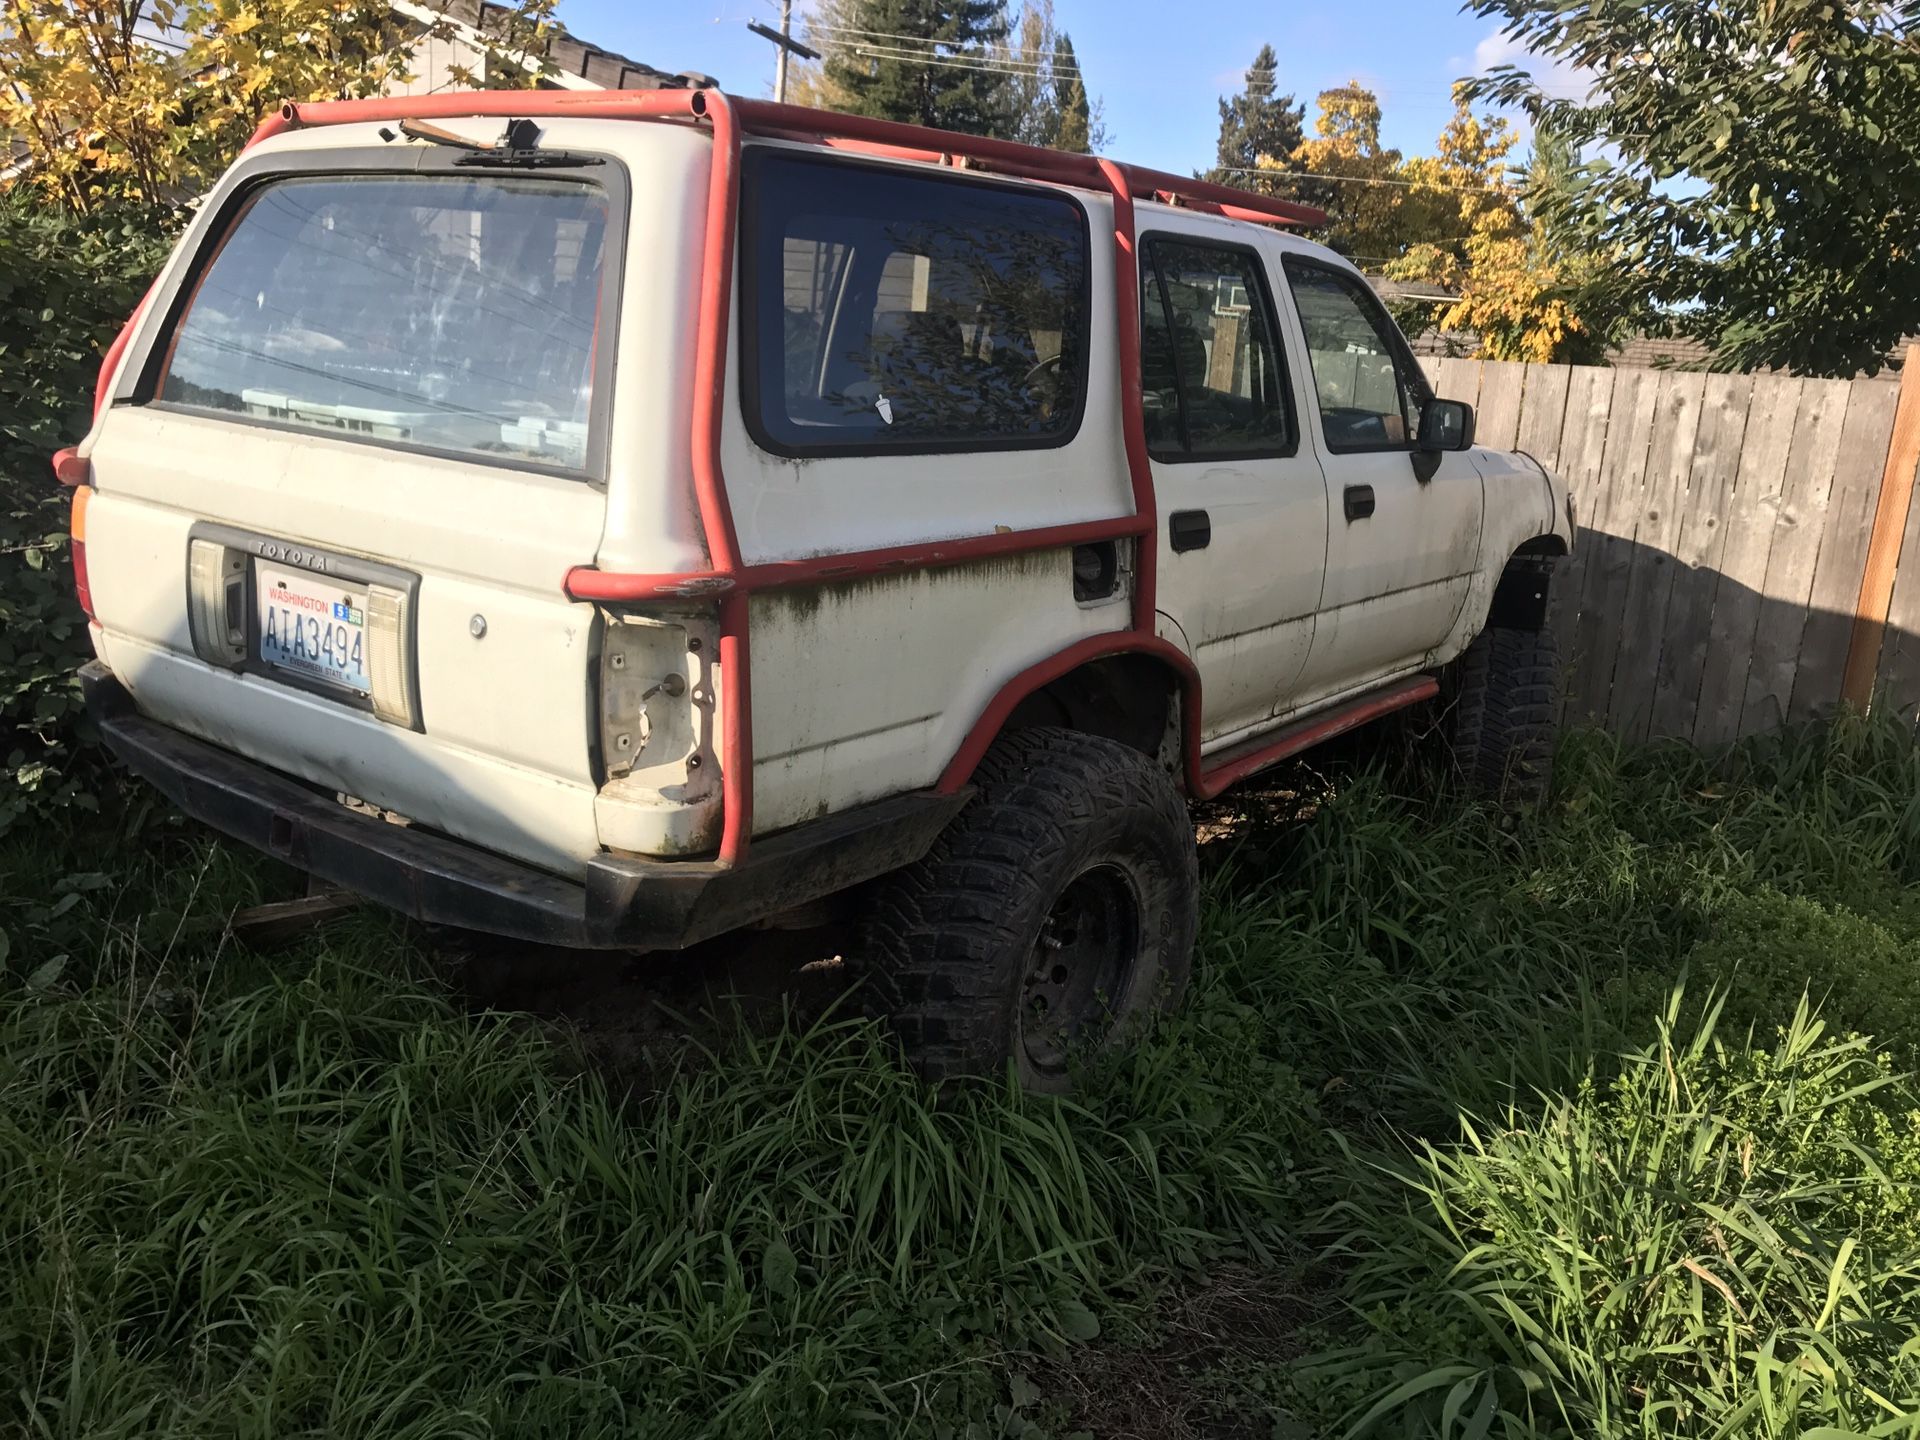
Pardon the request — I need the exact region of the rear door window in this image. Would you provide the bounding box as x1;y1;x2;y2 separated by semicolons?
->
1140;237;1293;459
742;151;1091;456
155;173;612;473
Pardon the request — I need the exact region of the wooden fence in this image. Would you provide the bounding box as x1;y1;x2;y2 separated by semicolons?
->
1422;348;1920;745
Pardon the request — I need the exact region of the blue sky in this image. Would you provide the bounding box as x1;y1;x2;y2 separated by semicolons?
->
558;1;1575;175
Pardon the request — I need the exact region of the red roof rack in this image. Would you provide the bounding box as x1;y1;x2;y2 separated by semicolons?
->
256;90;1327;231
724;98;1328;231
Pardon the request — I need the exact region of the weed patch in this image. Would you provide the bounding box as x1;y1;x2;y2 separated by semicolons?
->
6;714;1920;1436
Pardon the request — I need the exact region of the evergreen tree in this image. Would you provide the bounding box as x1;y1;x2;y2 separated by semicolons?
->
1205;44;1304;190
823;0;1010;136
1051;33;1093;153
993;3;1103;151
999;1;1057;146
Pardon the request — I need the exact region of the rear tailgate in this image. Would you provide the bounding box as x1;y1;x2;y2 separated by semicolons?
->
83;151;621;876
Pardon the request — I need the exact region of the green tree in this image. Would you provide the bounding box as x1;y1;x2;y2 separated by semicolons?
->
1049;33;1094;153
997;0;1058;144
0;195;169;829
1463;0;1920;376
991;2;1100;150
0;0;552;826
1204;43;1304;191
823;0;1010;136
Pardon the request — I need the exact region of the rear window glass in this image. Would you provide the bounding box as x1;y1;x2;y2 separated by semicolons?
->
743;152;1090;456
157;174;609;472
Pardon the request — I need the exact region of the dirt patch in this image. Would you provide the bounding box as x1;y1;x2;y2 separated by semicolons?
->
1029;1265;1333;1440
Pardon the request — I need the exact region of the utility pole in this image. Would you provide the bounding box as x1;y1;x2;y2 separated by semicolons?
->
747;4;819;104
774;0;791;103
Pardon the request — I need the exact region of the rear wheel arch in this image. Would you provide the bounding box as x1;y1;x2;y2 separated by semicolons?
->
937;637;1201;795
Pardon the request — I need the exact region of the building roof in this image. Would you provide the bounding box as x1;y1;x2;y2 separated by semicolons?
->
422;0;715;91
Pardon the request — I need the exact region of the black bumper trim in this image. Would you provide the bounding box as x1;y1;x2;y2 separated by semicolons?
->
82;663;970;950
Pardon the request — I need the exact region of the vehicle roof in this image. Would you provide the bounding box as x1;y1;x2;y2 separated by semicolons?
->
243;93;1362;279
254;90;1328;226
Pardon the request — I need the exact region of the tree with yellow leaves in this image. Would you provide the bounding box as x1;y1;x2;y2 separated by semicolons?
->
1385;91;1598;363
2;0;557;214
1276;82;1406;263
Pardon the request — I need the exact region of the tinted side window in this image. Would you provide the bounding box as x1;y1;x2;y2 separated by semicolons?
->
744;152;1089;455
1283;261;1427;453
1140;238;1291;458
1140;264;1183;450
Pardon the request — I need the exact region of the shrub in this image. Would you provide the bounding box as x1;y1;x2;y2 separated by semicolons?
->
1605;887;1920;1068
0;193;174;832
1293;1001;1920;1438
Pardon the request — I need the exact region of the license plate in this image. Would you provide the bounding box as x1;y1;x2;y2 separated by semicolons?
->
255;560;371;696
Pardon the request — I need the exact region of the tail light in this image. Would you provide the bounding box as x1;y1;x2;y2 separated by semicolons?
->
365;584;417;728
187;538;247;666
69;485;95;622
594;610;720;855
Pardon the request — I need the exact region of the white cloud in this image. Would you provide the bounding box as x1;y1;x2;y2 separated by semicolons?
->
1471;28;1592;102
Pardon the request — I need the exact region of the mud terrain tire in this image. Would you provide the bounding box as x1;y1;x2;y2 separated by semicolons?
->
854;727;1198;1092
1447;607;1561;808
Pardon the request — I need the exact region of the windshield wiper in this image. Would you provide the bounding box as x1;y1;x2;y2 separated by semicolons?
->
385;117;603;170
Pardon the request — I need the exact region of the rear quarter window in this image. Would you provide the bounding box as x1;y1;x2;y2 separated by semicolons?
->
741;150;1091;458
154;172;612;474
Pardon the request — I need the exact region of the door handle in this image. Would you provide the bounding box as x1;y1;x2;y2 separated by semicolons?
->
1344;484;1376;522
1169;509;1210;552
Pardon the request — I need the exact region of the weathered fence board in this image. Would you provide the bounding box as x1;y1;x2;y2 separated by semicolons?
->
1851;359;1920;715
1612;371;1704;742
1871;452;1920;716
1570;367;1660;726
1474;361;1527;452
1791;382;1901;722
1546;365;1616;715
1418;347;1920;748
1647;374;1753;742
1430;356;1480;413
1693;373;1802;747
1516;362;1571;468
1740;379;1852;734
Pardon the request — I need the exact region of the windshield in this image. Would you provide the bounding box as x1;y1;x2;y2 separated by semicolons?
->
157;173;609;472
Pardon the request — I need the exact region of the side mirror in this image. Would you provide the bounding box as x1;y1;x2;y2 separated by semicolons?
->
1417;398;1475;453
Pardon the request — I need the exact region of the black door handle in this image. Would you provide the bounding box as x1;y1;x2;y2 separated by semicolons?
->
1344;484;1376;522
1169;509;1211;552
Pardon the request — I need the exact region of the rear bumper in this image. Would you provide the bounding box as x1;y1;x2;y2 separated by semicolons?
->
83;663;968;950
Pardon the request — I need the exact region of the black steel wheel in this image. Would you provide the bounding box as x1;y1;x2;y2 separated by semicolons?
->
1018;862;1144;1082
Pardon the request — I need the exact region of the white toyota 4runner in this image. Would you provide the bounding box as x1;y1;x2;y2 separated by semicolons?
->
61;91;1573;1089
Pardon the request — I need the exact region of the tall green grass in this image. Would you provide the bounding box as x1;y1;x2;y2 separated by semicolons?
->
6;713;1920;1436
1295;1001;1920;1437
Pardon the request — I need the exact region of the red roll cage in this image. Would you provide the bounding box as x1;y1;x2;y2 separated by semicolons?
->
88;89;1438;872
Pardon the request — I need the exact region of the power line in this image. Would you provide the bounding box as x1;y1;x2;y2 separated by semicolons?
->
825;38;1080;79
839;43;1077;81
803;25;1085;77
1211;165;1512;195
802;19;1083;69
